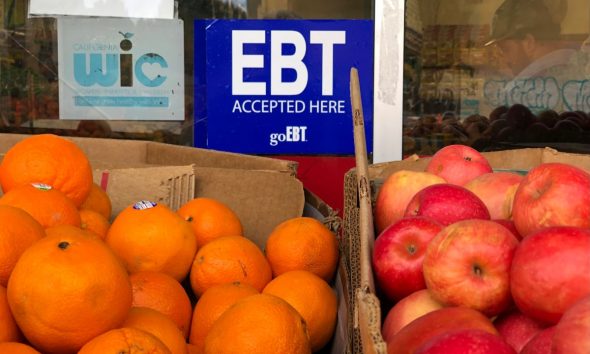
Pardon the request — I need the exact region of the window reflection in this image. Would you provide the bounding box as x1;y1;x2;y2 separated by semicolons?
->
403;0;590;156
1;0;371;145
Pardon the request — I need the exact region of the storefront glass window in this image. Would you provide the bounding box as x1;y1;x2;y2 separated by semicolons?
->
0;0;372;145
403;0;590;156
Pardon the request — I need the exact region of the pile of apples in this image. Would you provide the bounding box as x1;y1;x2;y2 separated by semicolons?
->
371;144;590;354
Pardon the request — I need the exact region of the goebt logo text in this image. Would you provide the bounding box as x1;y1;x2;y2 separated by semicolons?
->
73;31;168;88
231;29;346;146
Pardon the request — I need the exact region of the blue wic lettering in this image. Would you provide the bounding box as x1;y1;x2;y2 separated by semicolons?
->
134;53;168;87
74;53;118;87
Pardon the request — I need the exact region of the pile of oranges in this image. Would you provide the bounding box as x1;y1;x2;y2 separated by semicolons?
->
0;134;340;354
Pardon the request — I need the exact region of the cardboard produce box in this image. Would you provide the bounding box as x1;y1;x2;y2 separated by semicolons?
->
342;147;590;354
0;134;302;242
0;133;350;353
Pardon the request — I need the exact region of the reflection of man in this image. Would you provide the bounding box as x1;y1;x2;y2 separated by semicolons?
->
485;0;576;78
485;0;586;111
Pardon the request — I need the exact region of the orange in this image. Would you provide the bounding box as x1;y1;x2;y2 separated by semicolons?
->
80;182;112;220
189;236;272;297
0;205;45;287
265;217;339;282
189;281;259;352
123;307;189;354
263;270;338;351
0;134;93;207
177;197;243;247
0;285;22;342
106;200;197;281
78;327;172;354
130;271;193;338
0;342;40;354
45;224;101;240
204;294;311;354
6;231;133;353
0;183;81;228
187;343;200;354
79;209;110;239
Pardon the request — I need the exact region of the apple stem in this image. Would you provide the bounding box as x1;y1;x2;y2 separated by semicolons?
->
472;264;483;277
406;244;416;255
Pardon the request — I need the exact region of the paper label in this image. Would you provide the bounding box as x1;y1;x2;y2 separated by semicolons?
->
31;183;52;191
133;200;157;210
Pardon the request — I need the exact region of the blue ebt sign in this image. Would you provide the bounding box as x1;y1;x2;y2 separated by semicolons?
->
194;19;374;154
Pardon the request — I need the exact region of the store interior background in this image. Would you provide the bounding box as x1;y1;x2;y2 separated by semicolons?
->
1;0;589;215
403;0;590;158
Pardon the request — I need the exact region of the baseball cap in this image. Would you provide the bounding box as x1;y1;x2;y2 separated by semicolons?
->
484;0;562;46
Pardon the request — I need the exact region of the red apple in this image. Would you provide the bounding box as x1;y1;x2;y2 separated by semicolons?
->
386;306;498;354
425;144;493;186
492;219;522;241
373;216;443;301
520;326;556;354
493;309;544;352
552;296;590;354
423;219;518;316
512;162;590;237
381;289;444;341
404;184;490;226
374;170;445;233
464;172;523;220
414;329;516;354
510;226;590;324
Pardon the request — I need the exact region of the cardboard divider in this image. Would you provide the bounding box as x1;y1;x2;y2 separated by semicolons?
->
95;165;196;219
343;146;590;353
191;166;304;250
350;68;376;292
350;67;383;354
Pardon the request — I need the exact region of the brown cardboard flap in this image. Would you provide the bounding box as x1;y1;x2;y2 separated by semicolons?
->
96;165;195;218
145;141;298;173
304;189;341;236
0;134;298;173
541;147;590;171
370;157;430;180
0;134;149;168
356;288;387;354
483;148;544;169
75;137;151;168
191;166;305;250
